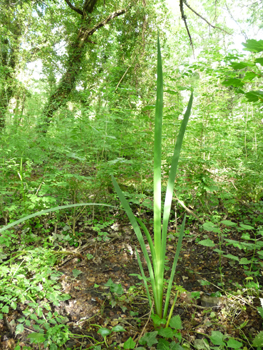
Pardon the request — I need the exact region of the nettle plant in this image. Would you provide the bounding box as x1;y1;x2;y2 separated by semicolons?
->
112;37;193;326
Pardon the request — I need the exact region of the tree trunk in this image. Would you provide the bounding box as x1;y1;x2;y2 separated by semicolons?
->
0;39;17;130
40;1;129;132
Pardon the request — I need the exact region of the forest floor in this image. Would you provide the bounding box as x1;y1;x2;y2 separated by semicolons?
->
0;211;263;349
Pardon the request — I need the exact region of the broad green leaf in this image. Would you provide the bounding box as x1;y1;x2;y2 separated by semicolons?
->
16;324;24;334
72;269;82;278
241;233;250;240
27;333;46;343
158;327;174;338
239;258;251;264
2;306;9;313
151;314;166;326
142;105;155;111
223;254;239;261
240;223;254;230
220;220;237;227
227;338;243;349
198;239;215;247
169;315;182;330
222;78;244;88
156;338;170;349
139;331;158;347
243;39;263;52
164;89;178;95
245;90;263;102
210;331;225;346
231;62;254;69
124;337;136;349
170;342;185;350
255;58;263;66
203;221;221;233
98;328;111;337
257;307;263;318
194;339;210;350
213;249;225;254
253;331;263;346
244;71;257;80
225;239;243;249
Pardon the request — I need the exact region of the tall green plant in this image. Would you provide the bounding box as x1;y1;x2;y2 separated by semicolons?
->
112;37;193;323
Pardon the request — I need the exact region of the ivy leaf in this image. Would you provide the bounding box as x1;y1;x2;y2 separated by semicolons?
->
158;327;174;338
123;337;136;349
139;331;158;347
112;325;125;332
170;315;182;330
151;314;166;326
156;338;170;349
98;328;111;337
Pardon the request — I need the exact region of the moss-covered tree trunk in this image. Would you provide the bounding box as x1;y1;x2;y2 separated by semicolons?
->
40;0;129;131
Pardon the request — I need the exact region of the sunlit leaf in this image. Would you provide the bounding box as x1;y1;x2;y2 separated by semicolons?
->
198;239;215;247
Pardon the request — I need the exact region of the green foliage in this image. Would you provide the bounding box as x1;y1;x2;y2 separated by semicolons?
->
200;219;263;282
112;37;193;321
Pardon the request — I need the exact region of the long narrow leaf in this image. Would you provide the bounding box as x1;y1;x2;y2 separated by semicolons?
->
154;36;163;248
0;203;113;233
163;214;186;318
111;175;157;302
153;35;165;318
136;218;156;264
135;247;154;310
162;92;193;253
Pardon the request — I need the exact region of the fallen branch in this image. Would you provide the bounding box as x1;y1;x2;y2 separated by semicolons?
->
175;195;203;223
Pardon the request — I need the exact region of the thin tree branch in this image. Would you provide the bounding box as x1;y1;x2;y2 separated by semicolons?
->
175;196;203;223
184;0;231;35
115;65;131;91
80;5;131;44
179;0;195;57
64;0;83;15
225;1;248;40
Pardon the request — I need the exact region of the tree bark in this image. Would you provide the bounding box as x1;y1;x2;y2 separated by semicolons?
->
40;1;130;131
0;14;20;130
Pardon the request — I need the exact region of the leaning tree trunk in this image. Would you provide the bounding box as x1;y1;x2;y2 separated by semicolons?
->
40;0;129;132
41;43;85;123
0;38;17;130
